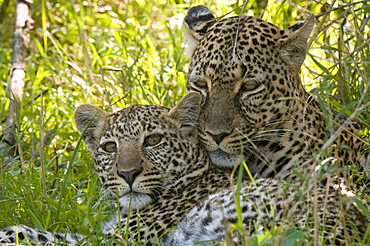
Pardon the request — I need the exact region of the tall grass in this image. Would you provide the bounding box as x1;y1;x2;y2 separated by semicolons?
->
0;0;369;245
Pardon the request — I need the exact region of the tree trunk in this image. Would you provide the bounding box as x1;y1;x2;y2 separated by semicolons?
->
1;0;33;164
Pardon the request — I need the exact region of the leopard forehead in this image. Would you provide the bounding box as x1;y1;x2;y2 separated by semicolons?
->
105;105;170;137
189;16;285;83
201;16;283;54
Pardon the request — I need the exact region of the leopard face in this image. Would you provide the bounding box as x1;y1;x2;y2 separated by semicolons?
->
74;93;203;211
184;6;363;179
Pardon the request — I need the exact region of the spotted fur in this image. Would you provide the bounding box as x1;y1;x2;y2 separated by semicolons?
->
0;93;230;244
166;178;368;245
184;5;369;191
0;93;367;245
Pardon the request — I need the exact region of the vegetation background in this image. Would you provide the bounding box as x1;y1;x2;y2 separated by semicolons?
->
0;0;369;245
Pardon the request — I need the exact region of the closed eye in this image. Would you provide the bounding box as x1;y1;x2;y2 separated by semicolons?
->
241;83;260;92
193;81;207;89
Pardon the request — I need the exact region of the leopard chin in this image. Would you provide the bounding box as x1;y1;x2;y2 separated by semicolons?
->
208;149;240;168
118;193;153;211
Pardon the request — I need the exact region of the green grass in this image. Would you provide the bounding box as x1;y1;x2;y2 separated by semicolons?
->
0;0;369;245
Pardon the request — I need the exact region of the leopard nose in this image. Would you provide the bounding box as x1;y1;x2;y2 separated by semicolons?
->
117;168;143;186
206;131;230;145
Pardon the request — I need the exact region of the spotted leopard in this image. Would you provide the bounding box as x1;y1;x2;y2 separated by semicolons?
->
166;178;368;245
0;93;367;245
0;93;231;244
183;5;369;190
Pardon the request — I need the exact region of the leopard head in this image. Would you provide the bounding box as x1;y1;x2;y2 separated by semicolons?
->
184;6;314;170
74;92;202;210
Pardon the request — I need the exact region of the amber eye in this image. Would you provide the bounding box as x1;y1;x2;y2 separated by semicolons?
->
144;134;162;147
102;142;117;153
241;83;259;92
194;81;207;88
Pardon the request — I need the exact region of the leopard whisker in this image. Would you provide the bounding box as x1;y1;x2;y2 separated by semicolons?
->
235;128;271;167
255;129;321;142
254;127;302;135
151;187;163;198
254;132;291;140
252;119;298;130
259;120;295;128
252;137;281;145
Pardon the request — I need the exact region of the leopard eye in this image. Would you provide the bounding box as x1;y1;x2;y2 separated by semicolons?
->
241;83;259;92
194;81;207;88
144;134;162;147
102;141;117;153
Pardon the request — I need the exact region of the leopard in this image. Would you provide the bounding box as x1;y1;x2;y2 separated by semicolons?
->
0;92;367;245
183;5;369;192
0;93;232;244
166;178;368;246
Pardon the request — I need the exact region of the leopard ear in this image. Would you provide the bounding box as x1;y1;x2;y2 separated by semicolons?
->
278;14;315;73
167;92;202;134
74;104;109;151
183;5;215;57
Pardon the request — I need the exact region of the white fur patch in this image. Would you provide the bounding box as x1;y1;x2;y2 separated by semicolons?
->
103;193;153;235
183;22;199;57
209;149;240;168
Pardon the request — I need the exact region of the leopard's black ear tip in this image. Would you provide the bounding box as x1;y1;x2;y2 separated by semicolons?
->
185;5;214;26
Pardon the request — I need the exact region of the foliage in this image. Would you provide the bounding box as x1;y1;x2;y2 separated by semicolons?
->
0;0;369;245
